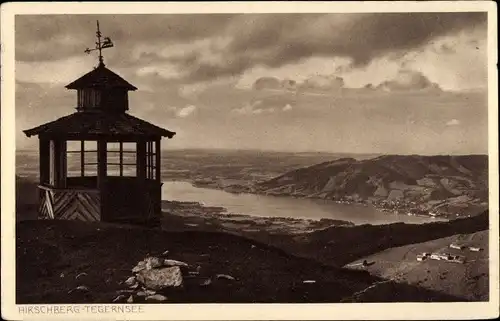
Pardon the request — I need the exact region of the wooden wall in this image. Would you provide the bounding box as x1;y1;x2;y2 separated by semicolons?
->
37;178;161;224
39;186;100;222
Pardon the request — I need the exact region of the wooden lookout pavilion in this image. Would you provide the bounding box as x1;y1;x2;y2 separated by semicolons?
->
23;22;175;224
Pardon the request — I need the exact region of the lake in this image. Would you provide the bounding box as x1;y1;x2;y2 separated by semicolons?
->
161;181;444;225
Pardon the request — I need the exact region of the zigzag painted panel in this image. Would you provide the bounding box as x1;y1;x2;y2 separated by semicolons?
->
38;188;101;222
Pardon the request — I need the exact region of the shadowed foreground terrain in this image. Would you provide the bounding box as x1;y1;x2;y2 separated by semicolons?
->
14;154;489;303
17;219;470;304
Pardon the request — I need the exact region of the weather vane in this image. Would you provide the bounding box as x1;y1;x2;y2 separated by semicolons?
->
84;20;114;67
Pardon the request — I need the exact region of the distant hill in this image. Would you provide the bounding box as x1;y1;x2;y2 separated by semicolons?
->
255;155;488;217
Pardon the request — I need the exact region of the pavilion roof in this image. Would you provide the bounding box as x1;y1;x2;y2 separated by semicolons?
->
65;64;137;91
23;112;176;139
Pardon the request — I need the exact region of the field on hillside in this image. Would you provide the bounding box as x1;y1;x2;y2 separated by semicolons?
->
345;231;489;301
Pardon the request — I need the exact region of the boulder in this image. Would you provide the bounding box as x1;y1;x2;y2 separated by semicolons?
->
136;266;183;290
132;261;146;273
132;256;163;273
144;256;163;269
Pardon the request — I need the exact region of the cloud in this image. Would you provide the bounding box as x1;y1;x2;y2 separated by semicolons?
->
282;104;293;112
376;70;441;92
446;119;461;126
298;75;345;94
16;13;487;90
15;14;236;62
16;56;96;84
251;74;349;96
164;12;486;83
176;105;197;118
253;77;283;90
232;100;277;115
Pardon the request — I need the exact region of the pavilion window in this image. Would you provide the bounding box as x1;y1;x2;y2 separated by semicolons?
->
66;141;82;177
66;141;98;178
78;89;101;109
106;142;137;176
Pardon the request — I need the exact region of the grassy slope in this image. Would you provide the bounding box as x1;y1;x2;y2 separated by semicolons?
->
16;219;467;304
256;211;488;267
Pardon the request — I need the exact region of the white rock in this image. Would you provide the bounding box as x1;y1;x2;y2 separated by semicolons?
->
163;259;189;268
132;256;163;273
132;261;147;273
112;294;127;303
216;274;235;281
116;289;135;294
145;257;163;270
145;294;168;302
68;285;89;294
303;280;316;284
200;278;212;286
127;295;134;303
75;272;88;279
137;289;156;297
124;276;136;286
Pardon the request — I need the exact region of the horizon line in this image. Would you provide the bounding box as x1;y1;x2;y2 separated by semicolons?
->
15;147;488;157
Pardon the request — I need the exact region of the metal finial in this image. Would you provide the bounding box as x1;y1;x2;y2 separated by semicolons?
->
84;20;114;67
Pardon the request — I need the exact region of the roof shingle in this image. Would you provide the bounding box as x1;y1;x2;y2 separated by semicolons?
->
23;112;176;139
65;64;137;91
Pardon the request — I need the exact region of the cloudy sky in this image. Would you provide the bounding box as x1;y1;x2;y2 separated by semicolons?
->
15;13;489;154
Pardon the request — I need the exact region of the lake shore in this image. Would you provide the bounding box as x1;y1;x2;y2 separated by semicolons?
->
165;178;455;223
161;199;354;236
186;178;485;221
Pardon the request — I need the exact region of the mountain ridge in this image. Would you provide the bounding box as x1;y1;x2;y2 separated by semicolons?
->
254;154;488;218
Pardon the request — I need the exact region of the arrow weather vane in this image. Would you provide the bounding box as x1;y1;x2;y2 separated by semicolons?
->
84;20;114;67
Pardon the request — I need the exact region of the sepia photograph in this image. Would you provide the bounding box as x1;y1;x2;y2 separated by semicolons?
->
1;1;498;320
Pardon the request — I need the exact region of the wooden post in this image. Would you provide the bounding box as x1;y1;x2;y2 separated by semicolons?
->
51;140;67;188
119;141;123;176
97;139;107;188
149;141;153;179
49;140;55;186
136;140;146;181
80;140;85;177
145;141;150;179
155;139;161;181
39;138;50;185
59;140;67;188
